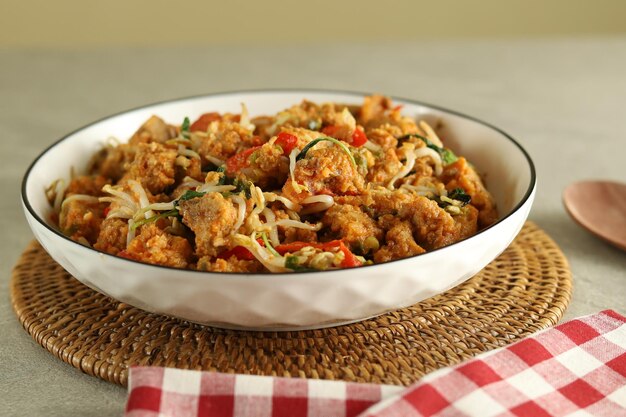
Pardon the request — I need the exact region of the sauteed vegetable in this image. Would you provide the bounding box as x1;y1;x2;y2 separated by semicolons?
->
46;95;497;272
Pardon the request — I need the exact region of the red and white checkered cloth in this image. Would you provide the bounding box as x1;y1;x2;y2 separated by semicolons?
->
126;310;626;417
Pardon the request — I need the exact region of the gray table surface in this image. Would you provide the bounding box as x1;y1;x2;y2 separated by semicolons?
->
2;37;625;416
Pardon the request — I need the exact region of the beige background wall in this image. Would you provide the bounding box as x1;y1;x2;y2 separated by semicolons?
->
2;0;626;48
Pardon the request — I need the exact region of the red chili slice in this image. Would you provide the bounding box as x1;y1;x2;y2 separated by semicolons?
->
350;127;368;147
322;125;367;147
321;125;342;138
218;238;265;261
338;240;362;268
275;132;298;155
274;241;318;255
275;240;362;268
225;145;262;173
190;112;221;132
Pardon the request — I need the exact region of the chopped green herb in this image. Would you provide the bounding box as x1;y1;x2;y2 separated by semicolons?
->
216;171;252;198
181;117;191;139
397;134;458;165
434;188;471;209
177;190;206;203
296;137;357;168
285;255;300;270
448;188;471;206
441;149;458;165
217;170;228;186
131;209;179;231
234;179;252;199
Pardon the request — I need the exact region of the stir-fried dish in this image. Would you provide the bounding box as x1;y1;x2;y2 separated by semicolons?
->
46;95;497;272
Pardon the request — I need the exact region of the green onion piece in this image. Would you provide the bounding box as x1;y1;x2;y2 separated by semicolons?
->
216;171;252;198
296;137;357;169
234;179;252;199
174;190;206;206
131;209;179;231
260;232;280;257
441;149;458;165
217;169;228;186
448;188;471;206
181;117;191;138
285;255;300;270
284;255;317;272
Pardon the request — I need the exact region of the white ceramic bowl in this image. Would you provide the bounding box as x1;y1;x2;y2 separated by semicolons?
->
22;90;536;330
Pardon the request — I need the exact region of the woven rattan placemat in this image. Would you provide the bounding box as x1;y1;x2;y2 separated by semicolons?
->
11;222;571;387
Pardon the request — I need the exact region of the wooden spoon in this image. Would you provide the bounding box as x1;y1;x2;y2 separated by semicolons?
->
563;180;626;251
